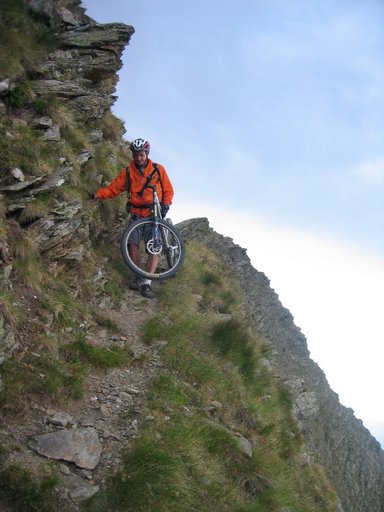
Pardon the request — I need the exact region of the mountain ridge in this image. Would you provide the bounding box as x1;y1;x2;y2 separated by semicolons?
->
178;217;384;512
0;2;383;510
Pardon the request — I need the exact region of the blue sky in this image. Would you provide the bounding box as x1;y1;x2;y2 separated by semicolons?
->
82;1;384;445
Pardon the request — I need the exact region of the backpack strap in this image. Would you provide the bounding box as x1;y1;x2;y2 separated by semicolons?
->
126;163;160;196
138;162;161;197
125;163;162;212
153;163;163;191
125;167;131;194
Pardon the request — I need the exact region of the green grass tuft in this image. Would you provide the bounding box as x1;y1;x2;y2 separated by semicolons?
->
0;447;59;512
210;318;257;380
148;375;192;408
86;444;187;512
41;288;77;327
0;123;56;175
200;270;221;286
0;0;59;78
0;354;86;411
62;333;131;369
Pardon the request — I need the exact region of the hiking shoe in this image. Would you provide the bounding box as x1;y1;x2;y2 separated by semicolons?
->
129;276;142;290
141;283;154;299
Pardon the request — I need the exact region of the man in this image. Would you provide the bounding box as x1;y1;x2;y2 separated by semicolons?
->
92;138;174;298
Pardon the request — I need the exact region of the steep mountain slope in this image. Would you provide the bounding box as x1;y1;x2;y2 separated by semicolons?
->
178;218;384;512
0;2;383;511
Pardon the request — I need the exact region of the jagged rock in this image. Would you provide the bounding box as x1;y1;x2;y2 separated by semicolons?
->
61;23;134;49
207;400;222;412
32;78;93;98
58;7;82;27
0;176;45;192
68;93;115;120
80;469;94;480
33;23;134;119
11;168;25;182
24;198;85;261
32;116;53;129
49;200;82;219
32;77;114;119
89;130;103;143
40;49;112;82
26;165;72;195
12;118;27;128
42;125;61;142
76;149;93;165
68;484;99;501
31;216;85;261
26;0;90;29
59;463;72;476
119;391;134;403
0;78;10;95
26;0;58;22
293;391;320;419
234;433;253;458
6;202;31;213
99;404;111;418
32;22;134;121
48;411;75;427
0;313;18;362
125;387;140;395
28;427;102;469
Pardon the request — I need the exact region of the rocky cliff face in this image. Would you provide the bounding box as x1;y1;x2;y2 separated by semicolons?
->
0;0;133;361
29;1;134;122
178;218;384;512
1;2;383;512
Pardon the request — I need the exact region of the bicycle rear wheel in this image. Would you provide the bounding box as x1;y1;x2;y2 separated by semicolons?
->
120;218;185;280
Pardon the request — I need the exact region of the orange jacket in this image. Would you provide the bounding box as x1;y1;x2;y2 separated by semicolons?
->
94;159;174;217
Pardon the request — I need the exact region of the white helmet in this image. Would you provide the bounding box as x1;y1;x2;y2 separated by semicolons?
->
130;138;150;153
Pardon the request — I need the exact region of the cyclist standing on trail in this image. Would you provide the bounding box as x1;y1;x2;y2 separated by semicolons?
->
92;138;174;298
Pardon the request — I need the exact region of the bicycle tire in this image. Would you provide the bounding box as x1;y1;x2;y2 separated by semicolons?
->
120;218;185;280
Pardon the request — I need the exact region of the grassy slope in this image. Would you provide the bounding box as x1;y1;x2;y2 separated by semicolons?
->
86;241;338;512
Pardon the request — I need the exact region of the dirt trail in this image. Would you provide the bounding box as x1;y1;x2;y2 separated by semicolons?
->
0;286;164;510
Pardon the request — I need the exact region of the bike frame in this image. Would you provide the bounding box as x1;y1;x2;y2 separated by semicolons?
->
145;185;163;256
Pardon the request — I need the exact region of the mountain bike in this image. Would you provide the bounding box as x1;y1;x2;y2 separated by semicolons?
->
120;185;185;280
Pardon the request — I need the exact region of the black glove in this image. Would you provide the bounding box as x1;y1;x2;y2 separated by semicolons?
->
160;203;169;218
87;191;95;199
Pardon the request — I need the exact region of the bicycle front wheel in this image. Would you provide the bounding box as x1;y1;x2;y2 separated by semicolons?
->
120;218;185;280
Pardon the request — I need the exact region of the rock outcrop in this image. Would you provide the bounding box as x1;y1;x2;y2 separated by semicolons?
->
1;1;133;360
178;218;384;512
28;427;102;469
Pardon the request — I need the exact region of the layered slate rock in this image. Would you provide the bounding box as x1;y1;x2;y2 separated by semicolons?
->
0;1;133;275
28;427;102;469
30;2;135;121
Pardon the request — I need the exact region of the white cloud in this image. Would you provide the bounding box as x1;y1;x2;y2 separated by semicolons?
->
354;158;384;184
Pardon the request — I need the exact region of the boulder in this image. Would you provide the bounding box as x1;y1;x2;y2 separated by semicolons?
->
28;427;102;469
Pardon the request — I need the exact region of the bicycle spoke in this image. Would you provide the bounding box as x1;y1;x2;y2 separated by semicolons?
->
120;218;185;280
